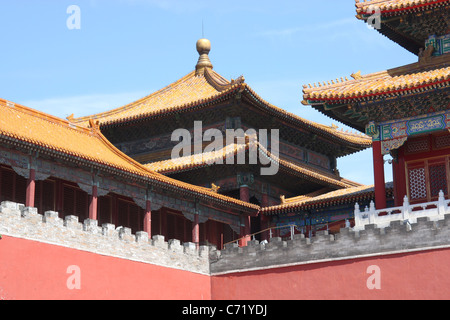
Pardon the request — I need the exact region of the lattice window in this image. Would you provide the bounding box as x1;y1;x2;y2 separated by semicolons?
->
98;196;112;226
1;168;14;202
117;199;129;229
409;167;427;200
63;186;75;216
151;210;161;237
117;198;142;234
35;179;56;214
406;139;429;154
429;163;448;197
15;174;27;205
42;180;55;213
75;189;88;222
223;224;238;247
435;134;450;149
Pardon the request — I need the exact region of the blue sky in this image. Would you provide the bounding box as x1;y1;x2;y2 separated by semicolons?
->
0;0;417;185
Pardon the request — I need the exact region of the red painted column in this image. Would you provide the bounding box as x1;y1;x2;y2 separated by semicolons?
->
144;199;152;239
89;185;98;220
392;147;407;207
240;185;250;203
26;168;36;208
192;213;199;248
239;185;251;247
372;140;387;210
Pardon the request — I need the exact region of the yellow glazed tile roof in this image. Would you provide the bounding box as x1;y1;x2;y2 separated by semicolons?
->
302;57;450;104
262;182;394;214
240;82;372;147
146;143;248;174
146;141;362;189
0;99;145;176
70;68;371;148
71;69;232;127
355;0;449;16
0;98;259;212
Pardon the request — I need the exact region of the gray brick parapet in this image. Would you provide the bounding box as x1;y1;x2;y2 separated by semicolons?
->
210;214;450;275
0;201;210;275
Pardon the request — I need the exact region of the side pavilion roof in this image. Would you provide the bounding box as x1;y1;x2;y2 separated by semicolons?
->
0;98;259;213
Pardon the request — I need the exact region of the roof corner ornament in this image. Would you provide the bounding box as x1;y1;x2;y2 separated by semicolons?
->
195;38;213;76
88;118;100;134
351;70;363;80
418;44;434;65
211;183;220;193
67;114;75;122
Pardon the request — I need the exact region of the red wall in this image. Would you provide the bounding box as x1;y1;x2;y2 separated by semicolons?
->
1;235;449;300
0;236;211;300
211;248;450;300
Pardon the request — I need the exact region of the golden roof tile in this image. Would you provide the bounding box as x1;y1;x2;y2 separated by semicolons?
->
240;82;372;147
262;182;394;214
355;0;449;16
71;69;234;128
0;99;259;212
302;56;450;105
146;143;248;174
145;141;363;189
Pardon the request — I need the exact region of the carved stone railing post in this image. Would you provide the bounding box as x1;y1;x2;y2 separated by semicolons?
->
368;201;376;225
438;190;446;216
354;203;362;228
402;195;410;222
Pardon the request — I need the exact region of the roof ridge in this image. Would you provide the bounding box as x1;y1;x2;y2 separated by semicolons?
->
356;0;449;13
204;68;246;92
0;98;260;212
145;139;357;189
0;98;95;136
93;131;260;209
146;142;248;173
242;84;372;145
70;70;198;124
282;187;330;204
302;57;450;105
256;141;355;188
303;55;450;94
262;183;380;213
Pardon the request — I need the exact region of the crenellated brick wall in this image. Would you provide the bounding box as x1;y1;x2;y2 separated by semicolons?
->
1;199;450;299
210;214;450;275
2;199;450;276
0;201;211;275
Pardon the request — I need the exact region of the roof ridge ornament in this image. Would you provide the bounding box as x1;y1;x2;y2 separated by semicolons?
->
195;38;213;76
88;118;101;134
351;70;363;80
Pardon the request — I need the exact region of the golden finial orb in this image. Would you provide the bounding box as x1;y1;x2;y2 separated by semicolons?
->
196;38;211;55
195;38;213;75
